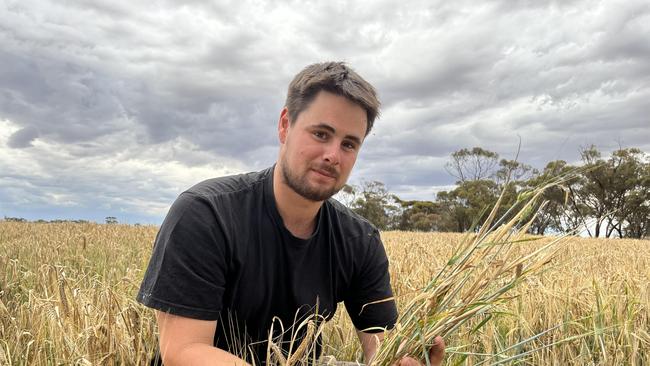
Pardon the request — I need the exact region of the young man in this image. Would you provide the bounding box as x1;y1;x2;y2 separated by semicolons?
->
137;62;444;365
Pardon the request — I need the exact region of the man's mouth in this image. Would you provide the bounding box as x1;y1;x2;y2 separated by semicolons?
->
312;167;338;179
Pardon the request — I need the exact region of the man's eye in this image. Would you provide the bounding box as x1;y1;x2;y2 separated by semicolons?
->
313;131;327;139
342;142;357;151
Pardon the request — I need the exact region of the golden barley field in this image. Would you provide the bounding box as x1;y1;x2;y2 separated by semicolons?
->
0;221;648;365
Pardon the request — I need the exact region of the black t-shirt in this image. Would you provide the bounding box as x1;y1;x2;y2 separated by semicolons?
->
137;166;398;364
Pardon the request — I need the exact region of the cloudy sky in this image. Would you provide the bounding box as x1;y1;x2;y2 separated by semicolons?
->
1;0;649;224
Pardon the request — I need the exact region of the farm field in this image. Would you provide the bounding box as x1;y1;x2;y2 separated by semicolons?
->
0;221;648;365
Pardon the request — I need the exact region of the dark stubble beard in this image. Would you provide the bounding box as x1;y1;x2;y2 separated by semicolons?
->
280;158;342;202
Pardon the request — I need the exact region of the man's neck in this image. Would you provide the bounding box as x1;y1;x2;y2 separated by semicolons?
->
273;166;322;239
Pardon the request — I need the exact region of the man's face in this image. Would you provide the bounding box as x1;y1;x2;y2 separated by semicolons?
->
278;91;367;202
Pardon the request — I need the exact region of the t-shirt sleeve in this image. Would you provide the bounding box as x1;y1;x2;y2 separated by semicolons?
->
344;231;398;332
136;192;229;320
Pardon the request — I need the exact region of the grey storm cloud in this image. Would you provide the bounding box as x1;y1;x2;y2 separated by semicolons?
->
1;0;649;223
7;125;39;148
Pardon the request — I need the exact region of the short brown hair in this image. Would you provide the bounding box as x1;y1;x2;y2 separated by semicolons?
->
285;62;380;136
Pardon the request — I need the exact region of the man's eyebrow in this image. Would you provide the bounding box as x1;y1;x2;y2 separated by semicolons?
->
312;123;362;145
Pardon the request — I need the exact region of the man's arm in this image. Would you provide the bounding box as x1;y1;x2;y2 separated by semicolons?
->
156;311;251;366
356;330;384;363
355;329;445;366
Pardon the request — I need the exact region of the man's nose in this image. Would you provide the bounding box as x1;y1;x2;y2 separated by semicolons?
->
322;142;340;165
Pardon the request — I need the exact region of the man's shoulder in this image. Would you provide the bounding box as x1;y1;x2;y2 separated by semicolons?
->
185;167;271;199
324;197;379;239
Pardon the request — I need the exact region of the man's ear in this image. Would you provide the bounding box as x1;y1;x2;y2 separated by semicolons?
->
278;107;290;144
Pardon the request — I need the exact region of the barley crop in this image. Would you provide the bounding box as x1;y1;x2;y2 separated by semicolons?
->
1;221;648;365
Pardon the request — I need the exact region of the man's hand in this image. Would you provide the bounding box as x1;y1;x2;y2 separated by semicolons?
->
395;336;445;366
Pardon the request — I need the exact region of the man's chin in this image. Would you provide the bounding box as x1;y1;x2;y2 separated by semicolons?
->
300;191;335;202
297;184;341;202
281;164;342;202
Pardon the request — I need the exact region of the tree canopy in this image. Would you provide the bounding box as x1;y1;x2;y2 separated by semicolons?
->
346;146;649;238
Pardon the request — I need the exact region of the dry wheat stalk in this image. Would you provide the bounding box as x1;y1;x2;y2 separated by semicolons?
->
367;174;579;366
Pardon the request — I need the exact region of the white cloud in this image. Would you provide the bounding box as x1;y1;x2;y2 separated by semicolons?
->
0;119;246;220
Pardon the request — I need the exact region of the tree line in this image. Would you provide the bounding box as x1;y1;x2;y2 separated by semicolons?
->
342;146;650;239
